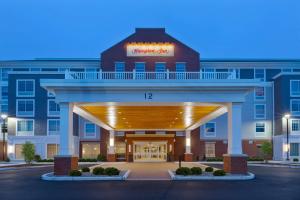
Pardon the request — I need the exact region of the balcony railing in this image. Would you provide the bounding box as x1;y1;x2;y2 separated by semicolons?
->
65;70;238;80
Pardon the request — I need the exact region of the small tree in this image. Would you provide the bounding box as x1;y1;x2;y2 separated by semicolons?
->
21;142;35;165
261;141;272;163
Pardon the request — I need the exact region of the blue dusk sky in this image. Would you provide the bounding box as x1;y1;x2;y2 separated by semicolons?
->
0;0;299;60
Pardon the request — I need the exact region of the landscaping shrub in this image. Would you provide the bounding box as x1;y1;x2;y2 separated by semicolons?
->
247;157;264;161
21;142;35;164
191;167;202;175
38;159;54;162
81;167;90;172
97;154;107;162
213;170;226;176
206;157;223;162
69;170;82;176
175;167;191;176
205;166;214;172
79;158;97;162
293;158;299;162
93;167;105;175
34;155;41;162
104;167;120;176
5;157;10;162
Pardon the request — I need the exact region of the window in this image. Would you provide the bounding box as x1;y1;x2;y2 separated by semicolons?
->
84;122;96;137
48;100;60;116
155;62;166;79
135;62;145;79
205;143;215;158
16;99;34;116
291;99;300;116
1;86;8;99
176;62;186;79
48;119;60;135
1;68;10;81
204;122;216;137
115;131;125;136
255;87;265;100
290;80;300;97
115;142;126;160
17;80;35;97
176;131;185;136
16;119;34;136
282;68;293;72
115;62;125;79
81;142;100;159
255;69;265;81
1;103;8;113
291;120;300;134
15;144;24;159
290;143;299;156
47;144;59;159
255;104;266;119
255;122;265;137
135;131;145;135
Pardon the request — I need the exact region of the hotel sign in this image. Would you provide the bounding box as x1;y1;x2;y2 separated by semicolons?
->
126;42;174;57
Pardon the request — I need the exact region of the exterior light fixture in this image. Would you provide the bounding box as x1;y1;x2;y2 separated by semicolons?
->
283;113;290;161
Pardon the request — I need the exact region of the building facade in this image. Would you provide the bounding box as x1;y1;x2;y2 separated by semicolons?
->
0;28;299;170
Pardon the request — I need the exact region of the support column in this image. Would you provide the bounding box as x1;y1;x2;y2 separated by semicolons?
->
54;102;78;175
223;102;248;174
107;130;116;162
184;130;193;161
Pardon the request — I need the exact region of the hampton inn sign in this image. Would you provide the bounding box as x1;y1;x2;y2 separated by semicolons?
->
126;42;174;57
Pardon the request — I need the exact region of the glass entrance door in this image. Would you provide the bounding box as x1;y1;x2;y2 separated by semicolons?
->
133;141;167;162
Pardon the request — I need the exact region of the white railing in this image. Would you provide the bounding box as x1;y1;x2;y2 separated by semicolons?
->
65;70;237;80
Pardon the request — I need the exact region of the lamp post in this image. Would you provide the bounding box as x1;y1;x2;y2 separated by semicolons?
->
1;114;8;161
284;114;290;161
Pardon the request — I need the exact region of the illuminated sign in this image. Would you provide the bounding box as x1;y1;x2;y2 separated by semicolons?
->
126;42;174;57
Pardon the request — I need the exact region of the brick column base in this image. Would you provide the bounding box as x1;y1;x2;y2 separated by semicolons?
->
107;154;116;162
184;153;193;162
223;154;248;174
54;156;78;176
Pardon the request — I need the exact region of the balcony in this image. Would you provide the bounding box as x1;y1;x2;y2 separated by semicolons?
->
65;70;238;80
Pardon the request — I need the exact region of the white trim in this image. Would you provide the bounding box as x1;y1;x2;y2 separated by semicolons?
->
16;99;35;117
47;119;60;136
290;119;300;135
254;86;265;101
47;99;60;117
204;122;216;137
254;104;266;119
273;72;300;79
290;99;300;116
16;79;35;97
290;80;300;97
16;119;34;136
84;122;96;138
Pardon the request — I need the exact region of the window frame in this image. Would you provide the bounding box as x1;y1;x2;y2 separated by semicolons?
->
47;119;60;136
205;142;216;158
84;122;96;138
16;99;35;117
204;122;216;137
255;122;266;137
254;68;265;81
254;87;265;101
47;99;60;117
254;104;266;119
290;80;300;97
290;99;300;116
16;119;34;136
291;119;300;135
16;79;35;97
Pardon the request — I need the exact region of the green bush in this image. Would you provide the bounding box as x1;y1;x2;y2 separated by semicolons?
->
206;157;223;162
69;170;82;176
293;158;299;162
21;142;35;164
104;167;120;176
247;157;264;161
97;154;107;162
79;158;97;162
93;167;105;175
5;157;10;162
38;159;54;162
175;167;191;176
81;167;90;172
191;167;202;175
213;170;226;176
205;167;214;172
34;155;41;162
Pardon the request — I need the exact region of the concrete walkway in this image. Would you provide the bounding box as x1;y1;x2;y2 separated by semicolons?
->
100;162;209;180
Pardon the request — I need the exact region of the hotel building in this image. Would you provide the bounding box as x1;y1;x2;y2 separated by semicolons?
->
0;28;299;174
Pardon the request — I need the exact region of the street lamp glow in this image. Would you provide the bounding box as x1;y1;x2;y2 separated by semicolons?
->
1;114;7;119
284;114;290;119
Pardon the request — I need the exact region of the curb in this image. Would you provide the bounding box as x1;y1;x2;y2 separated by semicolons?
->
41;170;130;181
168;170;255;181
